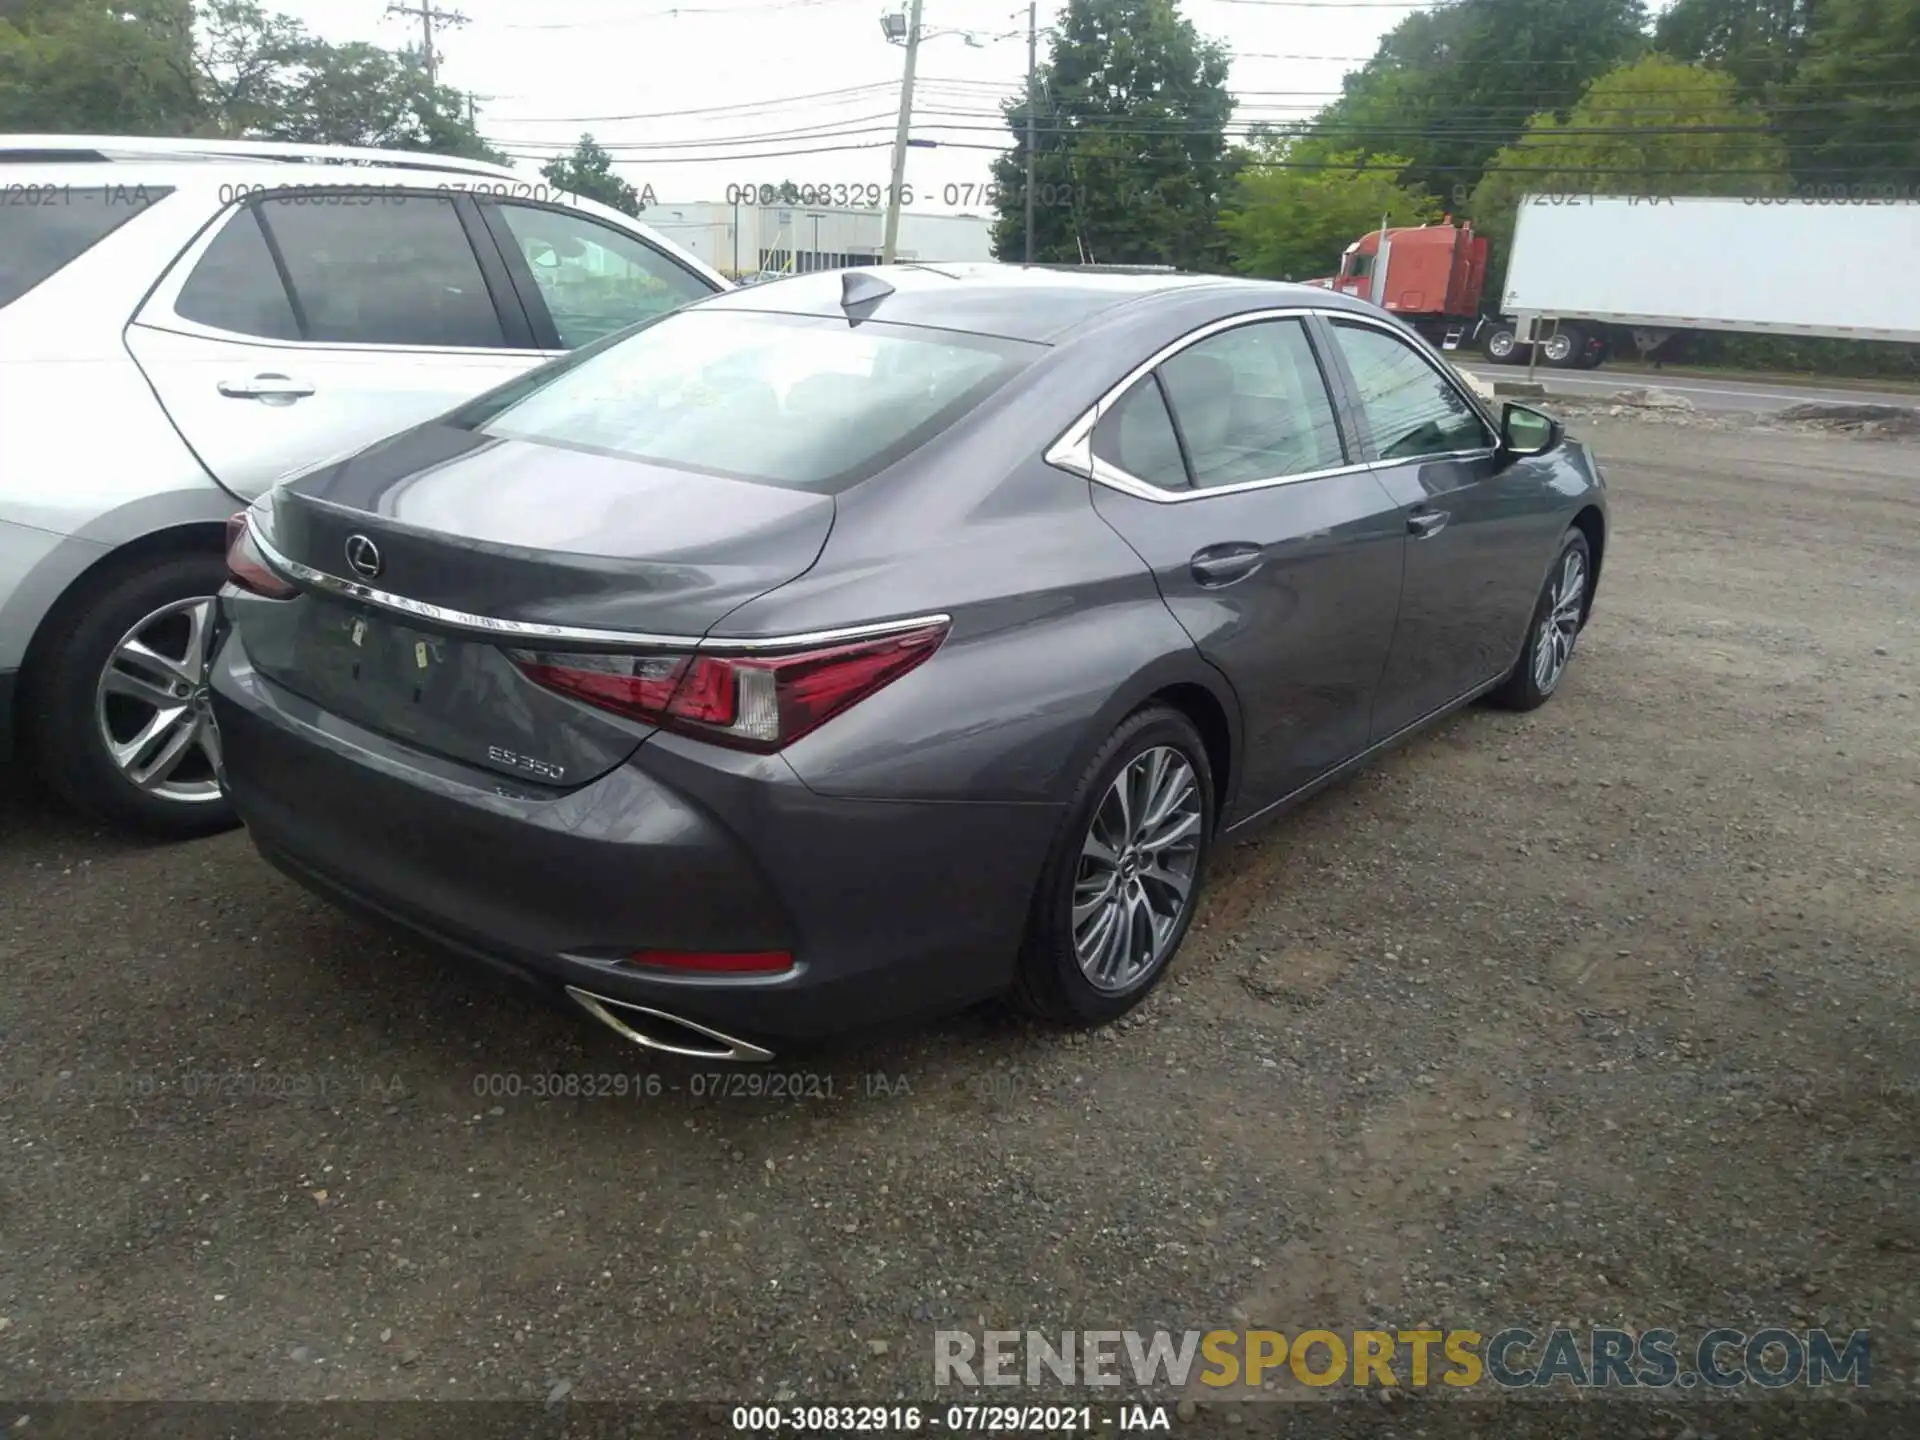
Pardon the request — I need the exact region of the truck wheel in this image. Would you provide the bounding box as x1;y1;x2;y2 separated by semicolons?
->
1481;324;1521;363
1541;326;1585;368
1576;334;1609;370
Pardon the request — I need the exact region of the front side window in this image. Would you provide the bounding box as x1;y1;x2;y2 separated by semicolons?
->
1332;320;1493;461
1155;319;1347;489
254;193;506;349
494;203;715;348
0;186;172;309
453;309;1039;491
1091;376;1190;491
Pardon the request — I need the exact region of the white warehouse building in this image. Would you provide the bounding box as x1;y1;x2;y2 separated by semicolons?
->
643;201;994;280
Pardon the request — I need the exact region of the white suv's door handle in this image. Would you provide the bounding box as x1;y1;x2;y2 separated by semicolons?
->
218;373;316;401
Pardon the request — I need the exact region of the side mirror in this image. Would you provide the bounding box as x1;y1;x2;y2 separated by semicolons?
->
1500;402;1561;459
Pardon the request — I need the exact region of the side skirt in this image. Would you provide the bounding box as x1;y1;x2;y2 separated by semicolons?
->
1220;672;1507;840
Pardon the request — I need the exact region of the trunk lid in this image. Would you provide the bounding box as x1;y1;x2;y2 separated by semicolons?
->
242;422;833;787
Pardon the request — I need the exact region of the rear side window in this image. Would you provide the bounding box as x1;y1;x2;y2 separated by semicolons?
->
254;194;507;348
0;185;173;309
175;208;301;340
454;308;1039;491
1092;377;1190;491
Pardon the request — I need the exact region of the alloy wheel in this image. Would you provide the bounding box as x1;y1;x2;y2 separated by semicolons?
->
1487;331;1515;360
1542;332;1575;363
1072;745;1203;992
94;596;224;805
1532;549;1586;695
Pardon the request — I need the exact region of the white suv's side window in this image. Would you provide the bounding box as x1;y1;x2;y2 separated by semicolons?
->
175;194;507;349
492;203;714;348
258;194;506;349
174;208;301;340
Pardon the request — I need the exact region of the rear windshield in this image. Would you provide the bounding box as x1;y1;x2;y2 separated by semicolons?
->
0;185;172;308
451;308;1042;491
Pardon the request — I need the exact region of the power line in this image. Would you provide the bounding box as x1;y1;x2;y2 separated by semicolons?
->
485;109;1910;152
499;0;865;25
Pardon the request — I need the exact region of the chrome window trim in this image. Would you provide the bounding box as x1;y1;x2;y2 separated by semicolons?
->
1045;305;1497;502
247;520;949;653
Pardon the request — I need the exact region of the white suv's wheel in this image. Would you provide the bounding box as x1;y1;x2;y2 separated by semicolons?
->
27;552;238;838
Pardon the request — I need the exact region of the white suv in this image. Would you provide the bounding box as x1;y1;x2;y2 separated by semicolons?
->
0;136;728;837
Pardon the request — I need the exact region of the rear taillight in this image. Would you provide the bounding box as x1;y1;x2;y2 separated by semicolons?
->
509;620;948;752
225;513;297;599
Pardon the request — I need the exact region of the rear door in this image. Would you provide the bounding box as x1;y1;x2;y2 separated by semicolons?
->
1082;313;1407;823
125;188;546;501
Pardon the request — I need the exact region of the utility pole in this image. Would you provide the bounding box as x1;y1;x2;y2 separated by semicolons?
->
385;1;468;88
881;0;923;265
1023;0;1037;264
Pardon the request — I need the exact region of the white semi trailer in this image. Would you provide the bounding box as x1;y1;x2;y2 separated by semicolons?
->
1494;194;1920;369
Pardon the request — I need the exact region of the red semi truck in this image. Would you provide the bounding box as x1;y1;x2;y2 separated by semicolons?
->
1307;217;1608;368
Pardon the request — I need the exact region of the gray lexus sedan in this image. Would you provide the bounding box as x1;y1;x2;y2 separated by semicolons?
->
211;264;1607;1062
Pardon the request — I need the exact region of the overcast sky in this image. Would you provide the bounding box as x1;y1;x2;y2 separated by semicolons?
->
271;0;1422;213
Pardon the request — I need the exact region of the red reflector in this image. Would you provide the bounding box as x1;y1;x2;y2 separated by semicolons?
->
624;949;794;974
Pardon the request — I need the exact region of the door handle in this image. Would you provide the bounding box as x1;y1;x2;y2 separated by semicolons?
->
1190;544;1264;588
1407;508;1449;538
218;373;316;402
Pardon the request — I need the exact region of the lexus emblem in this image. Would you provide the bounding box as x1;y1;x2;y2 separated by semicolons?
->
344;534;383;580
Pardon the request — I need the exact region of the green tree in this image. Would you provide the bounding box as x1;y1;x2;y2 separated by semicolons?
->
1467;55;1790;287
1312;0;1651;205
1788;0;1920;186
1653;0;1818;99
1220;141;1439;281
0;0;200;133
540;134;643;215
192;0;306;137
990;0;1233;268
1;0;504;162
263;38;500;160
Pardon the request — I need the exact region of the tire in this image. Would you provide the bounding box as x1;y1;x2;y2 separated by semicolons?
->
1010;703;1215;1027
1541;326;1585;368
25;551;238;839
1481;324;1521;363
1490;529;1592;713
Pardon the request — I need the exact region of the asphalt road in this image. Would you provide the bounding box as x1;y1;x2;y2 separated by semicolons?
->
1455;362;1920;415
1;415;1915;1426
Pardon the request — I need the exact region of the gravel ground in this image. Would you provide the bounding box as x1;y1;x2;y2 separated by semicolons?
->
1;415;1915;1430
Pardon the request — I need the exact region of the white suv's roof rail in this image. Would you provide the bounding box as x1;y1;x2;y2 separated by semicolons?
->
0;134;521;181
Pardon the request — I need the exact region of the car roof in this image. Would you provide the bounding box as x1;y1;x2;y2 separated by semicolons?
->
0;134;517;183
701;263;1376;342
0;134;735;292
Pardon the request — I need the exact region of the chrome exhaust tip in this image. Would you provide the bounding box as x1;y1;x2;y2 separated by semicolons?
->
565;986;775;1064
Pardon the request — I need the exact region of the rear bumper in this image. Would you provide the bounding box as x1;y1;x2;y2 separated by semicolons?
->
210;636;1060;1050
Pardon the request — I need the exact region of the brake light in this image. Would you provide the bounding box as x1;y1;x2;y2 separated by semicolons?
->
225;513;297;599
509;620;948;752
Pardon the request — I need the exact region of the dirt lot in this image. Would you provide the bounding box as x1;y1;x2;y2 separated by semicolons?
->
1;415;1915;1429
